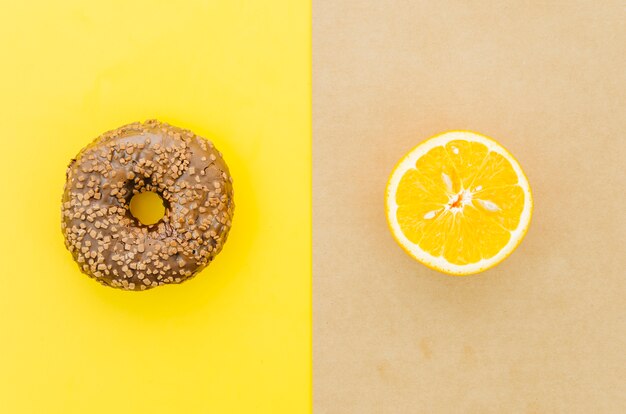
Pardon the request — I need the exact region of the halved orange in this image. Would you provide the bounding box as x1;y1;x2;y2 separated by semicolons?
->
385;131;532;275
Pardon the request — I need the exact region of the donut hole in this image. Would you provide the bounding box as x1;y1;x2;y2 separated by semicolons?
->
129;191;166;225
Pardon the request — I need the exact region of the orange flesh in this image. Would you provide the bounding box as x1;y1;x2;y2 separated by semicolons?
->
394;139;525;265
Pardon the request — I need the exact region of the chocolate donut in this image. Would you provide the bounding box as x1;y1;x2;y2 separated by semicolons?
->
61;120;234;291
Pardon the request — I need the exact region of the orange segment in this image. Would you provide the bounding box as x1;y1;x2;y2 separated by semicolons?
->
395;169;448;207
473;185;525;230
443;140;489;188
471;151;520;189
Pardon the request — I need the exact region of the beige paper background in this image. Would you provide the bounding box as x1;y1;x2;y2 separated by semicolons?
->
313;1;626;412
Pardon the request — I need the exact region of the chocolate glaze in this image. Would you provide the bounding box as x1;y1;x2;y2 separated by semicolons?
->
61;120;234;291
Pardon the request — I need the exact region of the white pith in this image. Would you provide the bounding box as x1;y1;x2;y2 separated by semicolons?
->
386;131;533;275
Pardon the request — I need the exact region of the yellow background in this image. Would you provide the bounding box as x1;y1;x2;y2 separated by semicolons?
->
0;1;311;413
